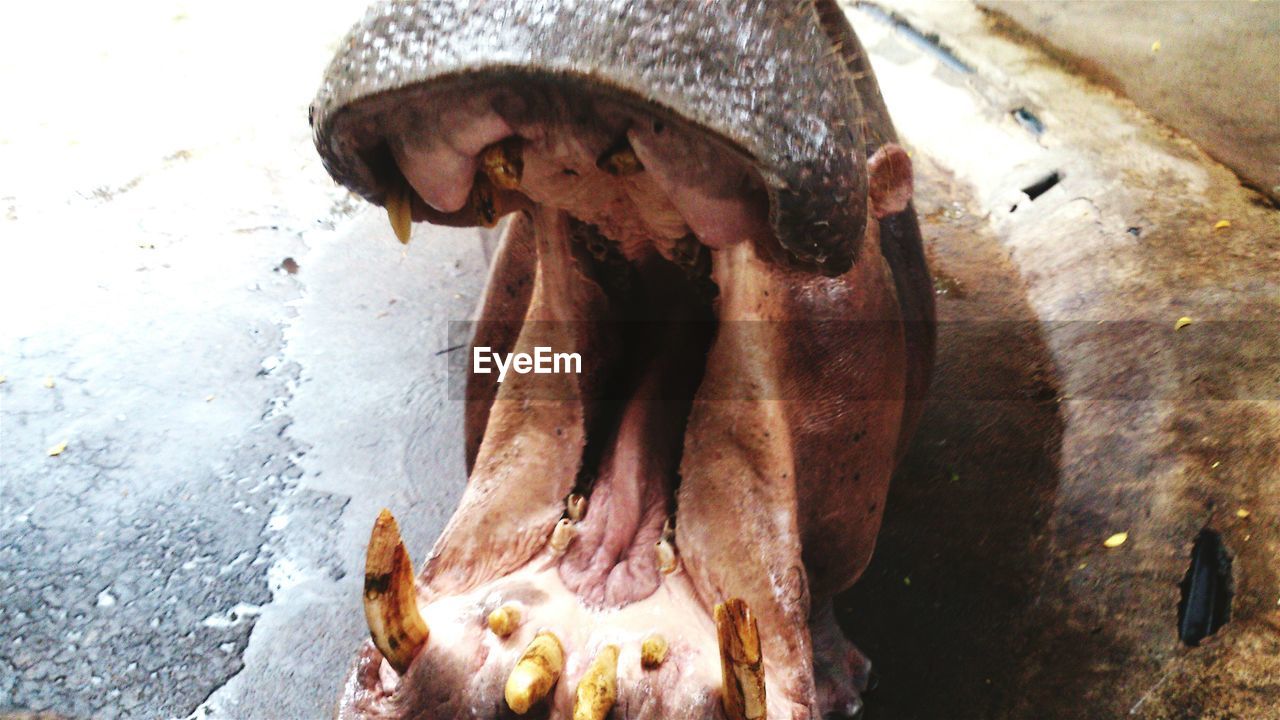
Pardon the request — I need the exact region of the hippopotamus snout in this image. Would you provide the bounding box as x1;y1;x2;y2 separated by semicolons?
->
312;2;935;718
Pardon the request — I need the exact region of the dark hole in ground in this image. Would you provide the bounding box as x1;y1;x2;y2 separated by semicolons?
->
1021;172;1060;201
1177;527;1233;646
1009;171;1062;212
1012;107;1044;135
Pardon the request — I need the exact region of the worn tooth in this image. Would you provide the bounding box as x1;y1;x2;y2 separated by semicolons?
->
363;509;429;675
573;644;619;720
549;518;576;556
566;493;587;522
487;603;523;638
504;631;564;714
480;138;524;190
384;179;413;245
468;173;501;228
716;598;766;720
655;537;678;574
640;634;668;669
596;141;644;176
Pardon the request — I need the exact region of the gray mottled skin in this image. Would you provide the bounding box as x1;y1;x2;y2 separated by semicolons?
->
310;0;870;275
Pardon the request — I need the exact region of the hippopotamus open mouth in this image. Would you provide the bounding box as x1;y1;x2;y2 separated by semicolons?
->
310;2;935;718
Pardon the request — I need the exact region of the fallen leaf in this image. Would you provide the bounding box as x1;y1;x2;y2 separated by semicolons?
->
43;376;56;388
0;374;7;384
1214;219;1231;230
903;576;912;587
1150;40;1161;52
47;440;68;457
1236;508;1250;519
1175;316;1193;330
1104;531;1128;548
205;394;216;402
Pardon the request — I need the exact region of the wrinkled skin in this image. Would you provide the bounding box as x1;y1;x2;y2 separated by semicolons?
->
312;2;934;718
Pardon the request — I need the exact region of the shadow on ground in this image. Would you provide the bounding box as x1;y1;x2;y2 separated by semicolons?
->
837;158;1100;719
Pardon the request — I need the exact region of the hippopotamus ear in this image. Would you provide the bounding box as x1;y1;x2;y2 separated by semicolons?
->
868;143;914;219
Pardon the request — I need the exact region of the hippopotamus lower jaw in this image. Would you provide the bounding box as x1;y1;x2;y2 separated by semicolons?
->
315;2;926;718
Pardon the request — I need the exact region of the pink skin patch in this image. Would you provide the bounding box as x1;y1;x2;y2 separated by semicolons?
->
867;143;914;219
392;108;513;212
627;122;772;250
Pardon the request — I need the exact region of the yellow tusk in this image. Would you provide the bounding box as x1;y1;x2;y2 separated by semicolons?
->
384;180;413;244
487;604;524;638
550;518;576;556
573;644;620;720
480;138;524;190
596;142;644;176
640;633;668;669
716;598;766;720
655;537;677;574
505;631;565;714
363;509;429;674
567;493;588;522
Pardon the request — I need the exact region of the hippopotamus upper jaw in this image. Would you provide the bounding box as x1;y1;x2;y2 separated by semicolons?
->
311;0;877;276
314;2;930;718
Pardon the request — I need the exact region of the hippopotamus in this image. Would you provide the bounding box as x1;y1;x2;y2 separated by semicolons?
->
310;2;934;717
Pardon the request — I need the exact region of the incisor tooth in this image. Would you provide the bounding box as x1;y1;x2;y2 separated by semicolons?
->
716;598;766;720
573;645;619;720
567;493;587;522
487;604;523;638
550;518;575;556
363;509;429;674
504;631;564;714
641;634;668;669
655;537;677;574
384;180;413;244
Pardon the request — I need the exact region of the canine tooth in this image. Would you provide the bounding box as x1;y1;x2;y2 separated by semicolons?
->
480;138;523;190
549;518;575;555
566;493;587;522
640;634;668;669
504;631;564;714
596;142;643;176
573;644;619;720
655;537;677;574
384;180;413;244
716;598;766;720
363;509;429;675
487;604;523;638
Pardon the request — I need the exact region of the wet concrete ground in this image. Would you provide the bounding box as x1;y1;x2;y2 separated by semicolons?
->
2;2;1277;719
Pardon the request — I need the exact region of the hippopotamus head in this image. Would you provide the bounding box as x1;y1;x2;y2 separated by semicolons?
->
311;1;931;718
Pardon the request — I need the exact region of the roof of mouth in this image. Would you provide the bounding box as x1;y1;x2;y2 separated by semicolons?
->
311;0;872;275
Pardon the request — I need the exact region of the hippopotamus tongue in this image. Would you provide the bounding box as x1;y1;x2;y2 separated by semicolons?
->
312;2;930;719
